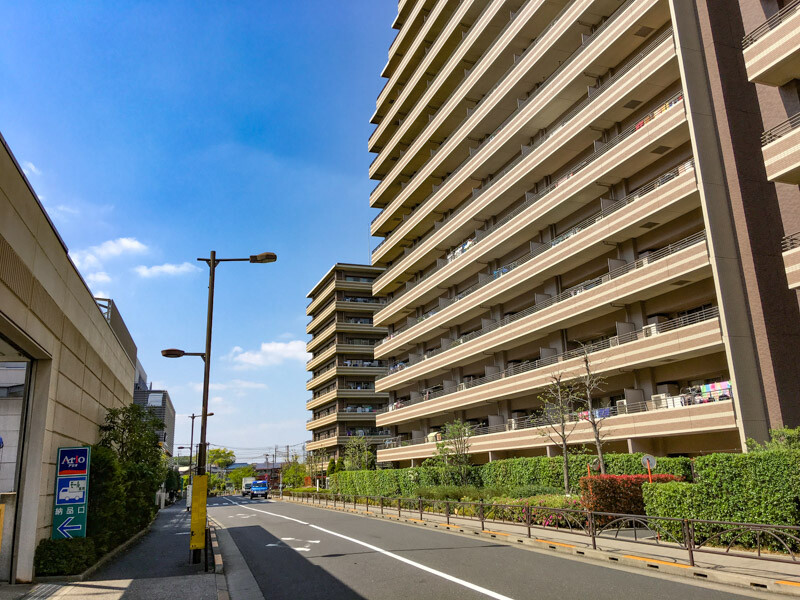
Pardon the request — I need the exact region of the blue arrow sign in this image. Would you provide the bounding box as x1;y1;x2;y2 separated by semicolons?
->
56;516;82;539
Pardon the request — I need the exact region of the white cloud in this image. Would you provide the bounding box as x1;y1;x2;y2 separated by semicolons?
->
227;340;309;369
21;161;41;176
86;271;111;285
134;262;200;278
93;290;109;299
71;237;148;270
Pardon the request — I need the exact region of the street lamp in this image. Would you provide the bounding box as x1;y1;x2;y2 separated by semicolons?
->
162;249;276;563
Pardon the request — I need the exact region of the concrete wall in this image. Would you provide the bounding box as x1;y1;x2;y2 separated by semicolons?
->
0;134;134;582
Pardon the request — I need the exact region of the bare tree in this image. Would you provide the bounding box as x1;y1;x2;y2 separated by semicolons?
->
428;420;473;485
343;435;374;471
306;449;329;482
574;344;608;474
538;373;581;493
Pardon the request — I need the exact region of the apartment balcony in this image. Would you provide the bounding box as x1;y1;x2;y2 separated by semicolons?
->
306;361;387;392
306;298;387;335
374;95;690;331
380;0;438;84
306;279;375;315
306;387;390;411
373;0;464;133
370;0;670;226
377;396;736;462
783;233;800;290
306;407;383;431
372;30;680;290
376;233;710;391
307;431;393;452
306;320;388;354
742;0;800;86
376;306;723;427
370;0;559;172
306;341;375;372
374;163;696;352
761;113;800;184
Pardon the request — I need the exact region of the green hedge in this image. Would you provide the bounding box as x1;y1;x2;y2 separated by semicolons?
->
34;538;97;576
644;450;800;526
331;453;692;496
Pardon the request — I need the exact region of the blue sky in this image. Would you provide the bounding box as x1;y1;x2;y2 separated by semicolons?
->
0;1;396;461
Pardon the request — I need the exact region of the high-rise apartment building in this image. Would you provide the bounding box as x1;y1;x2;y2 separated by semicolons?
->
133;388;176;457
305;264;391;463
368;0;800;466
740;1;800;290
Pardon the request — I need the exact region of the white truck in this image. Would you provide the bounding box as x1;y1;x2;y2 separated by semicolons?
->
241;477;256;497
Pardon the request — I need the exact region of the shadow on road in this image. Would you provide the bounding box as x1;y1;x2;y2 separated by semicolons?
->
227;524;368;600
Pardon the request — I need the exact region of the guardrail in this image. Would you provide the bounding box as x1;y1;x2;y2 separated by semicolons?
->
378;306;720;413
288;492;800;567
742;0;800;48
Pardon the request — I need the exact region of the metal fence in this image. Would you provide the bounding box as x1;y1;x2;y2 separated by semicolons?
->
288;492;800;567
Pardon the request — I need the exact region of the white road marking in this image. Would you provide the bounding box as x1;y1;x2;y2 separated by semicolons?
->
220;497;515;600
280;537;295;541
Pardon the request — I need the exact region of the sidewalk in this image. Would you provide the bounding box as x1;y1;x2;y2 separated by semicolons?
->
11;501;222;600
284;495;800;596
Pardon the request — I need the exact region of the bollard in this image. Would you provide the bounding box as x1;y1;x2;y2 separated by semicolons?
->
398;497;401;518
479;502;485;531
446;501;450;526
525;503;531;538
366;496;370;513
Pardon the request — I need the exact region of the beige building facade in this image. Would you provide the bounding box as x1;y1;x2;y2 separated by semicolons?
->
0;134;136;581
305;264;390;464
368;0;800;466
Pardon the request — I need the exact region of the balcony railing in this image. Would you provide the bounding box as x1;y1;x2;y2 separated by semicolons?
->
761;112;800;145
375;27;675;270
380;230;707;378
378;155;694;348
372;0;645;232
382;389;733;448
377;306;720;414
782;232;800;252
742;0;800;48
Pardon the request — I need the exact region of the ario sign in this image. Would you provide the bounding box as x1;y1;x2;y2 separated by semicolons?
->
52;447;91;540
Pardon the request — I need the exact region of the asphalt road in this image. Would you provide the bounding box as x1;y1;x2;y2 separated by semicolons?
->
207;497;762;600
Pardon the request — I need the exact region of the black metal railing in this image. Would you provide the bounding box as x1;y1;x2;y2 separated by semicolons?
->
288;493;800;567
761;111;800;146
782;232;800;252
742;0;800;48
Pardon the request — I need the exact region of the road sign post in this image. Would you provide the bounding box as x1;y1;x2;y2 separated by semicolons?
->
51;446;91;540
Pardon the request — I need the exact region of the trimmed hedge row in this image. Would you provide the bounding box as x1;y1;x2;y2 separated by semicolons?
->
643;450;800;526
331;453;692;497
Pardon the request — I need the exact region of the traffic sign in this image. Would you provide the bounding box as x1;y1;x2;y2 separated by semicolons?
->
52;447;91;540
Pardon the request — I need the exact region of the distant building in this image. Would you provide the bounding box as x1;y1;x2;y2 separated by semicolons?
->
134;389;176;457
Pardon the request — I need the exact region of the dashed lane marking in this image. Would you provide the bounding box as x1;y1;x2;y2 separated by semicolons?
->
220;497;516;600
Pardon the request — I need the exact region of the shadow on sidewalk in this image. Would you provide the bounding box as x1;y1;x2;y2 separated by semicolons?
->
227;524;368;600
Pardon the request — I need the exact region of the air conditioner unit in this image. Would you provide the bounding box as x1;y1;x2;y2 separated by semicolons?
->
457;383;467;391
643;323;658;336
608;336;619;347
616;399;628;414
650;393;668;409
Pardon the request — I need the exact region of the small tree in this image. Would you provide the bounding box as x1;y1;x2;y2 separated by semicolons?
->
229;465;256;490
747;427;800;452
306;449;329;482
208;447;236;470
343;436;374;471
282;454;307;488
574;345;607;474
426;420;473;485
326;457;337;475
335;456;345;473
538;373;580;494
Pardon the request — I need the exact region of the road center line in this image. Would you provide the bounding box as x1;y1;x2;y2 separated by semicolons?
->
219;497;516;600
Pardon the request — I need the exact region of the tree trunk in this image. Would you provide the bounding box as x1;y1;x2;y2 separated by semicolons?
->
592;421;606;474
561;440;569;494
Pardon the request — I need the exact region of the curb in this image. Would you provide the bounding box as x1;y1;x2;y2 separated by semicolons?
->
34;515;156;583
279;498;800;598
209;524;223;574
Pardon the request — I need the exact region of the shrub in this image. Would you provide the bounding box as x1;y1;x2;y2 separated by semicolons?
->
87;445;125;555
34;538;96;576
580;474;682;515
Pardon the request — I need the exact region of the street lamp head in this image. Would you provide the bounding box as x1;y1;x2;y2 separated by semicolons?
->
206;412;215;417
161;348;186;358
249;252;277;264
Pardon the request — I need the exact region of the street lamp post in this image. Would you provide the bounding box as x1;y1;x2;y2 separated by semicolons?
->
162;249;276;564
